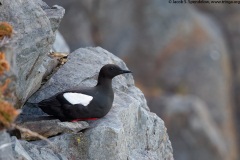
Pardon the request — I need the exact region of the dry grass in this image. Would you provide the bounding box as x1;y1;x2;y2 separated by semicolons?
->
0;22;13;40
0;52;10;75
0;22;18;130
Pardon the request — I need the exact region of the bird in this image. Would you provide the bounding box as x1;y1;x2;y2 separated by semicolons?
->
33;64;132;122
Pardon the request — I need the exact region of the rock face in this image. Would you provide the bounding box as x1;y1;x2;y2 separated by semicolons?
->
0;131;14;160
24;47;173;160
196;4;240;151
44;1;239;159
150;96;230;160
12;133;88;160
143;11;238;159
1;0;173;159
0;0;64;106
0;0;174;159
17;119;89;141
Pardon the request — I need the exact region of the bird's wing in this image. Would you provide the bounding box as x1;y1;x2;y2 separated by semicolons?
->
38;95;68;120
61;103;91;119
38;95;61;109
57;91;93;106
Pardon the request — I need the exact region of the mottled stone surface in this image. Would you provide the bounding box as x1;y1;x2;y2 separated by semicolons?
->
24;47;173;160
196;4;240;154
0;131;14;160
150;95;230;160
0;0;64;105
12;133;87;160
17;119;89;141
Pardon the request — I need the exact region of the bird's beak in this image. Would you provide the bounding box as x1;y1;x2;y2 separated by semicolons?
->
120;70;132;74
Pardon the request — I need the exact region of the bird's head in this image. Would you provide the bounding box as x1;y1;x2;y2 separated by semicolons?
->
99;64;132;79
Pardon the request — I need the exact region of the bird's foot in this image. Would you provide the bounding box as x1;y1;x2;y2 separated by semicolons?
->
71;118;98;122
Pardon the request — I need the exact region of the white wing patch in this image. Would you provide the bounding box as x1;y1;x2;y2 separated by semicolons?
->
63;92;93;106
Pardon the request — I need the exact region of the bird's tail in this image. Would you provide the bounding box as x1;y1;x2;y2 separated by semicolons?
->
20;101;43;117
24;101;39;108
17;101;60;123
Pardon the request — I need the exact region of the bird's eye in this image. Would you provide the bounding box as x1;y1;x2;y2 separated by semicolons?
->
110;67;114;70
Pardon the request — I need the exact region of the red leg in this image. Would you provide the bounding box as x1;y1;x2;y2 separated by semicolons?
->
71;118;98;122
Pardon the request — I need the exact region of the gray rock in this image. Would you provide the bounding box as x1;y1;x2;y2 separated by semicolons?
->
45;5;65;34
150;95;229;160
17;119;89;141
12;137;32;160
1;0;173;159
25;47;173;160
144;11;238;159
0;131;14;160
12;133;87;160
0;0;64;105
197;4;240;152
53;31;70;53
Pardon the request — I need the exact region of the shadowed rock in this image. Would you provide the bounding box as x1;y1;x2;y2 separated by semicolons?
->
16;119;89;141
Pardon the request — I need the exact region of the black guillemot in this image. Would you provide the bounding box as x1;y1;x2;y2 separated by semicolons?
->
35;64;132;122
